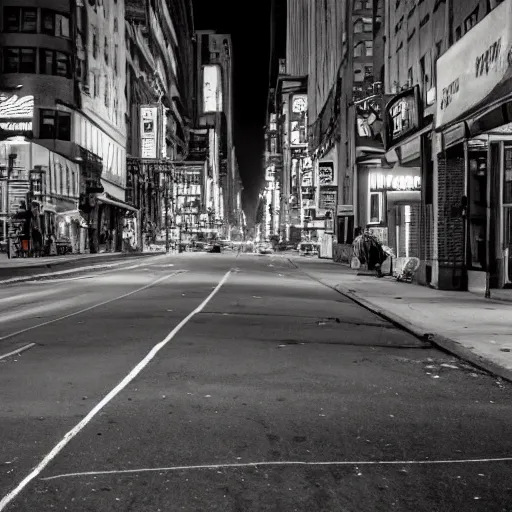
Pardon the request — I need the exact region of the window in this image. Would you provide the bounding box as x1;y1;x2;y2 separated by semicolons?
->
364;65;373;78
114;17;118;32
104;37;109;64
354;0;364;9
39;110;71;141
354;42;364;57
354;20;363;33
2;47;36;73
365;40;373;56
41;10;70;37
3;7;37;33
104;78;109;107
369;192;383;224
455;26;462;41
39;50;70;77
92;30;98;58
114;45;118;74
407;67;413;86
464;6;479;33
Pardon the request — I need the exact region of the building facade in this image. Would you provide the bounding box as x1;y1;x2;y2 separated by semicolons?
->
382;0;509;291
194;30;241;240
0;0;131;256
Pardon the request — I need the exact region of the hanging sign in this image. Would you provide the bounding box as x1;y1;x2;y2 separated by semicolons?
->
384;86;421;149
140;105;158;158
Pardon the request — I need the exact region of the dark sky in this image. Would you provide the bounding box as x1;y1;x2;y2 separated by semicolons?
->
192;0;271;221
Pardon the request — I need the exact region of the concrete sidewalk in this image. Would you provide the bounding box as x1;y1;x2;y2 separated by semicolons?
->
0;251;166;284
289;256;512;382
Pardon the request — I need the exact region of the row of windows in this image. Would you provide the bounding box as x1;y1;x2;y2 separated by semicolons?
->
2;47;71;77
3;7;70;38
40;110;71;141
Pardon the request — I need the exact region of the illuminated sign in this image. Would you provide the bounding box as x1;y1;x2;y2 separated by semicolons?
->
436;0;512;129
0;94;34;137
140;105;158;158
384;86;421;149
369;173;421;191
290;95;308;145
203;65;223;113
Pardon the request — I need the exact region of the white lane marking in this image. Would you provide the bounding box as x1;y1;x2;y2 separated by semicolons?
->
0;270;186;343
40;456;512;481
0;343;37;361
0;269;231;511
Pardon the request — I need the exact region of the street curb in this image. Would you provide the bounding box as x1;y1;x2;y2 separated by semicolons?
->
288;257;512;384
0;254;170;285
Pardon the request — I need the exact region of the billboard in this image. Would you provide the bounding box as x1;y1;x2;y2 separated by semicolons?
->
140;105;158;158
203;65;223;113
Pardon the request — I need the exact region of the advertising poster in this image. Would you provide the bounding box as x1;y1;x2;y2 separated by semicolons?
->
318;161;335;186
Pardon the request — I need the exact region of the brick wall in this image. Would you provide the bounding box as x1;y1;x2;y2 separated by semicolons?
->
437;154;465;265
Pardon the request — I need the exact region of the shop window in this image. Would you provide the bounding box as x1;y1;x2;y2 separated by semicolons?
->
504;146;512;204
3;7;37;33
369;192;383;224
41;10;70;37
39;49;71;77
2;47;36;73
39;110;71;141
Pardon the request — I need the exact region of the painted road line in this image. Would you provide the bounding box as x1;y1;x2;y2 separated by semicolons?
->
0;270;187;343
0;269;232;511
39;456;512;481
0;343;37;361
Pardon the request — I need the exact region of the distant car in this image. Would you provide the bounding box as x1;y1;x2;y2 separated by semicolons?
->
258;244;273;255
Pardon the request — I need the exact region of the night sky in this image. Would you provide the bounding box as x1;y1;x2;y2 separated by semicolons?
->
192;0;271;222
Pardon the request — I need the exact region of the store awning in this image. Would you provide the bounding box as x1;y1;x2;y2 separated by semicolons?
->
55;210;88;227
97;194;138;212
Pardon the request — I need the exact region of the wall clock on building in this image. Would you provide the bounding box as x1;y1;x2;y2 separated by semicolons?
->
292;97;307;113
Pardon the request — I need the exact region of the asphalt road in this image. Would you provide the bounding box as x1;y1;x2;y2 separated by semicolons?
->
0;253;511;512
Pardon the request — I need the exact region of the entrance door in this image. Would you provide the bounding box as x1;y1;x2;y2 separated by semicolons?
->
505;207;512;285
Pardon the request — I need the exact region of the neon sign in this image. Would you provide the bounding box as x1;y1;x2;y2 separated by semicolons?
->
0;94;34;136
369;173;421;191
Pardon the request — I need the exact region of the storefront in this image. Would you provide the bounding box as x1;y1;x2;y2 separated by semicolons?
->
379;85;431;281
436;0;512;291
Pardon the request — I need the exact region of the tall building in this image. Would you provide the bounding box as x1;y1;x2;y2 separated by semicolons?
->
124;0;195;251
0;0;131;255
194;30;240;240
